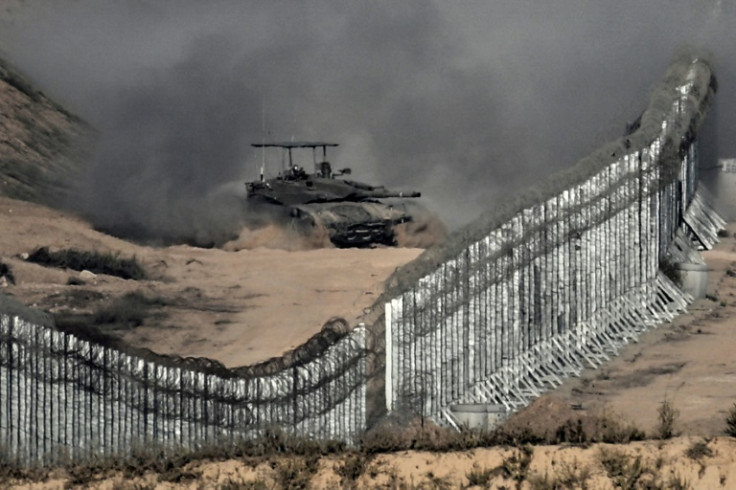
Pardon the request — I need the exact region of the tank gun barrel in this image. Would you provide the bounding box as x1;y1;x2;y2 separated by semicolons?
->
355;190;421;199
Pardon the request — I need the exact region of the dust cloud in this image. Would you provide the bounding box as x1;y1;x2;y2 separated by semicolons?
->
393;205;448;249
223;223;333;252
0;1;735;245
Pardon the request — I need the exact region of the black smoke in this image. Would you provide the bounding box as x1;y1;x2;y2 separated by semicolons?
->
0;0;735;243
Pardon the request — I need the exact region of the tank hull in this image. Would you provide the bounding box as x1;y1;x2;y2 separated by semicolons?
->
290;201;412;248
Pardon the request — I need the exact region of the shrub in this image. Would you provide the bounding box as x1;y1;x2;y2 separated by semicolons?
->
593;413;646;444
528;472;556;490
554;418;587;445
557;461;591;489
725;403;736;437
246;427;343;457
27;247;146;280
92;292;166;330
5;433;352;487
336;451;371;485
657;398;679;440
465;463;495;488
668;473;690;490
500;446;533;488
360;423;408;454
424;471;453;490
0;445;23;482
360;419;542;455
685;439;713;460
0;262;15;285
54;291;168;335
491;426;546;447
273;457;318;490
528;461;591;490
598;448;645;490
219;478;269;490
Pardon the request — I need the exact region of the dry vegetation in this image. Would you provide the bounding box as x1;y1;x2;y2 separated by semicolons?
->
26;246;147;280
4;407;736;489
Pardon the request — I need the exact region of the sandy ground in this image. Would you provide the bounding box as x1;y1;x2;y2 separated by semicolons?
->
0;196;422;367
5;436;736;489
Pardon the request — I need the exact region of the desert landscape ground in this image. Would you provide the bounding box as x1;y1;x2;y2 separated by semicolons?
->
0;195;424;368
3;6;736;488
4;185;736;489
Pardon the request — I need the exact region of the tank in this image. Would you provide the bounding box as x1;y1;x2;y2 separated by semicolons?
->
246;141;421;247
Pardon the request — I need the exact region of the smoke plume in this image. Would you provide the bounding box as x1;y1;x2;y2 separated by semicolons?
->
0;0;735;244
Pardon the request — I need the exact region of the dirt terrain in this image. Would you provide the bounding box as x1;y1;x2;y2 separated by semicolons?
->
0;195;422;367
5;435;736;489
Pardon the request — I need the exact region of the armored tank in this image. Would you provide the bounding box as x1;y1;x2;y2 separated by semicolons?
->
246;141;421;247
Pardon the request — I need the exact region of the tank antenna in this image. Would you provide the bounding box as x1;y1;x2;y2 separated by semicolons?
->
260;99;266;182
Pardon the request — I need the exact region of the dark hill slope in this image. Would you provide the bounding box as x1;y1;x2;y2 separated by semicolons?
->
0;57;88;205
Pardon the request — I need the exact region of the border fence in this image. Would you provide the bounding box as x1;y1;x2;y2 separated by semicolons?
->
0;316;368;465
382;55;724;428
0;54;725;466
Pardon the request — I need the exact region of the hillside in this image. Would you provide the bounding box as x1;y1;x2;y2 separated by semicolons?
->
0;57;88;205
